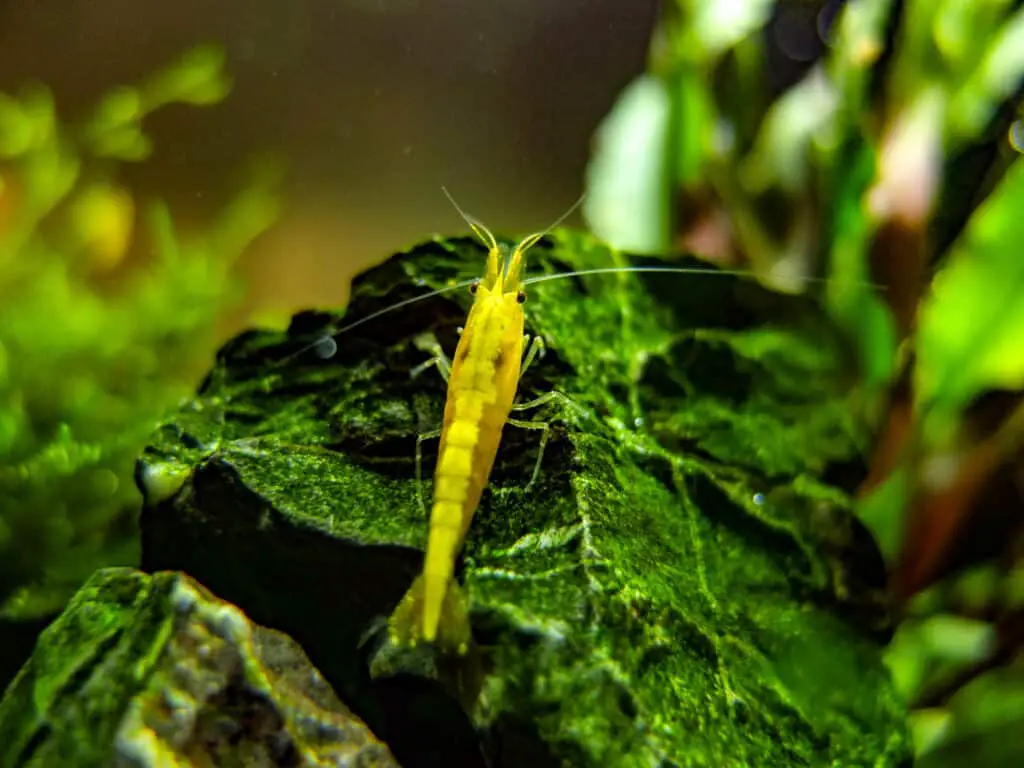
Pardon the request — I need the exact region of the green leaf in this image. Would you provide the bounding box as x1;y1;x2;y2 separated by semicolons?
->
825;141;898;390
917;660;1024;767
948;7;1024;142
829;0;895;114
584;75;672;254
90;125;153;161
89;87;141;133
683;0;774;60
742;66;839;195
673;67;714;188
144;44;232;109
915;159;1024;425
857;466;911;562
0;93;32;157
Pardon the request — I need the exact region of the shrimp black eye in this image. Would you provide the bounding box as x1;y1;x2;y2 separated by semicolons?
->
469;280;479;294
516;291;527;304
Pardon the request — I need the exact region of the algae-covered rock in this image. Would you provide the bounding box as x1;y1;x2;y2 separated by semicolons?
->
0;568;398;768
137;230;911;766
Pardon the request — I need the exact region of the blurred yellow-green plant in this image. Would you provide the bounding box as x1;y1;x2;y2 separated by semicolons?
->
584;0;1024;764
0;45;279;618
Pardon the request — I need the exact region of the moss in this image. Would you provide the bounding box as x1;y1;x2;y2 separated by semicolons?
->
0;568;398;767
137;230;910;765
0;45;279;621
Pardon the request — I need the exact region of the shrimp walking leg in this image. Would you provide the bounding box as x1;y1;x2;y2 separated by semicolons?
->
511;391;560;412
410;330;452;382
509;390;577;490
410;353;451;382
411;339;450;514
415;428;442;515
507;417;551;491
519;334;546;380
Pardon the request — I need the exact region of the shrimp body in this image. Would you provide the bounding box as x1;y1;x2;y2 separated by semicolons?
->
390;223;545;654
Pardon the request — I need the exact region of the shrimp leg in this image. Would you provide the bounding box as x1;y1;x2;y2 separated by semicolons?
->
512;391;559;411
415;428;442;515
506;416;551;490
519;334;546;380
410;336;452;513
507;389;572;490
411;353;451;382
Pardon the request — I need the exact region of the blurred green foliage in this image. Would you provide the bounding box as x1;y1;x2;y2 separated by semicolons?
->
916;159;1024;441
0;45;279;618
584;0;1024;764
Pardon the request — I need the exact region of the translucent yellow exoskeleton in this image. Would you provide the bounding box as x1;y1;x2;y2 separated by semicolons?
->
388;195;557;656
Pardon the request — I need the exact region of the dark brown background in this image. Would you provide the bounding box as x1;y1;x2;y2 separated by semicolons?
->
0;0;658;329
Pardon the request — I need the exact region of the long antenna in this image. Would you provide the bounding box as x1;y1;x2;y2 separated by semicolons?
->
522;265;884;290
540;190;587;234
271;278;476;368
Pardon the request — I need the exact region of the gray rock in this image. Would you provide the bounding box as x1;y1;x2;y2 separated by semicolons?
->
136;232;911;766
0;568;399;768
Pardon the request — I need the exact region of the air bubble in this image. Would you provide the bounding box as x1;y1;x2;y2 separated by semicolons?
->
1010;121;1024;154
312;335;338;359
752;493;765;506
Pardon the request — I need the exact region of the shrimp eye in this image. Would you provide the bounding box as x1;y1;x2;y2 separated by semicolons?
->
469;280;480;294
516;290;527;304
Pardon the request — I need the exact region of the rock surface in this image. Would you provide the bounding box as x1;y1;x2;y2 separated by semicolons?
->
136;231;912;766
0;568;399;768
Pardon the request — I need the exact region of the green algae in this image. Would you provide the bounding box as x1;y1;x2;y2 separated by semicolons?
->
136;230;910;766
0;568;398;768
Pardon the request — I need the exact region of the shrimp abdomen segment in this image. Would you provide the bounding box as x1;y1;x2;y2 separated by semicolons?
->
420;394;507;642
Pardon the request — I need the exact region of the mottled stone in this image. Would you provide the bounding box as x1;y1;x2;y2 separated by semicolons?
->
0;568;399;768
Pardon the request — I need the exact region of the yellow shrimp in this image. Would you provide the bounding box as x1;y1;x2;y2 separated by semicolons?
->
388;200;555;656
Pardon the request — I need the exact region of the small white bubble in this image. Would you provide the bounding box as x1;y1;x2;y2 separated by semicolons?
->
634;417;644;428
1010;121;1024;154
313;335;338;359
752;493;765;506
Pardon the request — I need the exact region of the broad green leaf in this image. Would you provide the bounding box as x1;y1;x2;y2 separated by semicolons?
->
742;66;839;194
825;141;898;390
829;0;894;114
915;159;1024;421
856;466;910;562
584;75;671;254
673;67;714;187
683;0;774;60
0;94;32;157
948;7;1024;142
917;660;1024;767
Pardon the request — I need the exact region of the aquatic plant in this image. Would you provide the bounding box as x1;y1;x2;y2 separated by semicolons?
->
585;0;1024;763
0;45;279;618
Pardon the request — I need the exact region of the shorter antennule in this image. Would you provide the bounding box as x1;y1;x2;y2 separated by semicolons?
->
442;185;503;288
442;186;498;252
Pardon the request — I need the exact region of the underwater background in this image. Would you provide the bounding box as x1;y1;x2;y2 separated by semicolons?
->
1;1;1023;766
